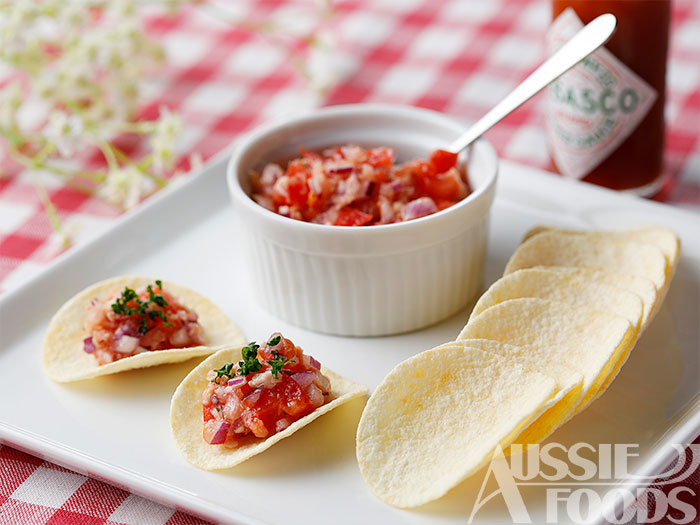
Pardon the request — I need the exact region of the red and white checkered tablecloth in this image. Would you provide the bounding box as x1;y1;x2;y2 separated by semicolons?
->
0;1;698;523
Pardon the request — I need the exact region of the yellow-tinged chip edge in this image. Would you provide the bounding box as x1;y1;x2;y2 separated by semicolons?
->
455;338;584;449
356;341;557;508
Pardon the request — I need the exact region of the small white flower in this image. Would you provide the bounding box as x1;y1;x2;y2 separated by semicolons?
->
98;165;155;210
106;0;137;20
54;59;95;102
0;81;23;128
60;2;90;33
150;106;182;173
306;30;339;93
44;111;85;158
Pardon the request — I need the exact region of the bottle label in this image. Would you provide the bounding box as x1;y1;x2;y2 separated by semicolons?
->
546;8;657;180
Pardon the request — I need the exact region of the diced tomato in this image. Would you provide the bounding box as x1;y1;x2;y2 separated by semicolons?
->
435;198;459;211
429;149;458;174
334;207;374;226
421;171;463;201
287;173;309;207
299;147;321;161
307;191;325;218
201;333;331;448
281;377;313;417
413;159;435;179
250;145;471;226
287;159;309;177
85;283;205;366
368;147;394;168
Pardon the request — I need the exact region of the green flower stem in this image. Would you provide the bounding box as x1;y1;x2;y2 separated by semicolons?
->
97;140;119;170
30;171;66;240
113;121;156;134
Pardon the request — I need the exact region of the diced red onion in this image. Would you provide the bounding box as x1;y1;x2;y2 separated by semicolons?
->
83;337;95;354
401;197;438;221
344;174;362;202
209;421;230;445
115;335;139;354
242;388;262;406
115;320;138;338
390;180;403;192
309;356;321;370
170;327;189;347
267;332;283;348
228;377;246;387
254;194;275;211
291;371;316;388
327;163;354;175
305;383;324;407
365;181;376;196
261;163;283;185
275;418;291;432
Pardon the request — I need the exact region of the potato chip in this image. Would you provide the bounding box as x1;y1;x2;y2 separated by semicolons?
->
459;298;633;411
523;267;658;328
456;338;583;448
520;226;679;313
355;341;556;508
469;268;644;335
523;225;680;272
504;231;667;293
171;345;367;470
43;276;245;382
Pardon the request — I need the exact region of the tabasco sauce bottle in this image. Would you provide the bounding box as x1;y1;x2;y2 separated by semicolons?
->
547;0;671;195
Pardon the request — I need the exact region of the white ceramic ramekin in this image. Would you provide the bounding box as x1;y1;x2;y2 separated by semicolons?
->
227;104;497;336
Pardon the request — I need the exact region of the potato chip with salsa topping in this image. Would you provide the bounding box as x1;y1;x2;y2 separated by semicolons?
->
42;276;244;382
170;334;367;470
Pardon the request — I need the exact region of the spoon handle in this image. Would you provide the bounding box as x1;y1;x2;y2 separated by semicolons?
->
448;13;617;153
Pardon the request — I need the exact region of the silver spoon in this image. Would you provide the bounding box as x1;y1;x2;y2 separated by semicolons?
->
448;13;617;154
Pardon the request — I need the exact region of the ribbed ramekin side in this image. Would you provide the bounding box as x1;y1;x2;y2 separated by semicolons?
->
243;215;489;336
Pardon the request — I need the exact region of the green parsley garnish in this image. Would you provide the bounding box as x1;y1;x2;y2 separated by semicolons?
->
211;362;235;383
267;349;295;379
237;342;263;377
267;335;281;346
110;280;171;335
111;287;138;316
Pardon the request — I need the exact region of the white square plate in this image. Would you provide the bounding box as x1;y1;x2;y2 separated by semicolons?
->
1;154;698;524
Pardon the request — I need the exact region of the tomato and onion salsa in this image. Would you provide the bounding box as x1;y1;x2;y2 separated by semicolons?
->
250;145;470;226
201;334;331;447
84;280;205;365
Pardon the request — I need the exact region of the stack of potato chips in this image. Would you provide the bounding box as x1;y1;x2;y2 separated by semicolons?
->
356;225;680;508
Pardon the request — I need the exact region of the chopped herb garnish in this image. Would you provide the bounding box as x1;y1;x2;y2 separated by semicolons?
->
237;342;263;377
267;335;281;347
111;287;138;316
212;362;235;382
267;349;295;379
109;280;171;335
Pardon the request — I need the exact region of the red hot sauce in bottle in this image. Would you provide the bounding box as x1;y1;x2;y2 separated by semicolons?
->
547;0;671;195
